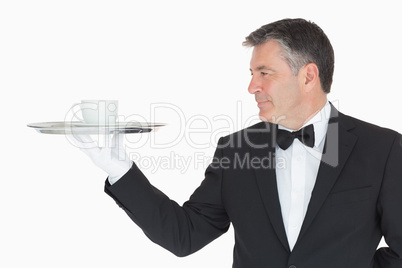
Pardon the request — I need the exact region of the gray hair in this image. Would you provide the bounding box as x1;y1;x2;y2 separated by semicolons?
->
243;18;334;93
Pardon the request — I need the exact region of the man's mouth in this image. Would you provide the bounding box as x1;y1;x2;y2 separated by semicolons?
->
256;100;270;107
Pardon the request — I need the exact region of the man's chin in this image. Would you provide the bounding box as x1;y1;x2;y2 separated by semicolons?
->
258;111;273;123
259;112;286;125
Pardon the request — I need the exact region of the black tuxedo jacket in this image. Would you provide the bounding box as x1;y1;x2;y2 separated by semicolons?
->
105;106;402;267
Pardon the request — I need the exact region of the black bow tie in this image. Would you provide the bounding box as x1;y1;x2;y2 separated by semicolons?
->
276;124;315;150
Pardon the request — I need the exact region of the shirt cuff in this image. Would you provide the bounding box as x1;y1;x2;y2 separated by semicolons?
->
107;161;133;185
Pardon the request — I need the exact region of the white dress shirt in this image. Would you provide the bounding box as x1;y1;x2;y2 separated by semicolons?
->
275;101;331;251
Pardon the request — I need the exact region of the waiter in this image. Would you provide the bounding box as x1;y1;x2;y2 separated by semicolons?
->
71;18;402;267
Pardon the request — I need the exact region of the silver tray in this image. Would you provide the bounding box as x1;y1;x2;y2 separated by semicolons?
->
27;121;166;135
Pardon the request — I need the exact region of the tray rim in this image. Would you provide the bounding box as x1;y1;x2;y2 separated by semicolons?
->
27;121;166;135
27;121;166;128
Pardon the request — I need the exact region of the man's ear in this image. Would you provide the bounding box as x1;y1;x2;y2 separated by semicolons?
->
303;63;319;91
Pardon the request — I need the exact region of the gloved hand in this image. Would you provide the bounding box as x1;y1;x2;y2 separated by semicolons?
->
68;133;132;184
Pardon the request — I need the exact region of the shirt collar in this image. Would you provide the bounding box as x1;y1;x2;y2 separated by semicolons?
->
278;100;331;149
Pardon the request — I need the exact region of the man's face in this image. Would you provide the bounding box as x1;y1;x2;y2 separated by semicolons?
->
248;40;305;126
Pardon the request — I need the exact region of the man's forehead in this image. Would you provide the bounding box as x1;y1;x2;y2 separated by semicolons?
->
249;65;273;72
249;42;287;70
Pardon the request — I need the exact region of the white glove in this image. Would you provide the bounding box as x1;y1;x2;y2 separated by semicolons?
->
68;133;132;184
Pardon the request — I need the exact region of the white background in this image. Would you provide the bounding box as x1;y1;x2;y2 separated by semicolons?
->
1;0;401;267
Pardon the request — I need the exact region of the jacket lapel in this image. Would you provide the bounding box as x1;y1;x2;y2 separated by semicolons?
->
252;122;290;252
296;105;358;243
251;106;357;252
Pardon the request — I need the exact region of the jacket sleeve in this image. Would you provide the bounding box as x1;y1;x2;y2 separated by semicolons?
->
104;138;230;257
374;133;402;267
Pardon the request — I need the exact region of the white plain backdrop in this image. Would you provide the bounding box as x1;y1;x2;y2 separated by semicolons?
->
1;1;401;267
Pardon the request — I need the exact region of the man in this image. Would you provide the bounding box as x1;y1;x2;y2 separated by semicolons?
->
72;18;402;267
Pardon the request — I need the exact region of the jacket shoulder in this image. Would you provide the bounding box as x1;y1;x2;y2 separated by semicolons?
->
217;121;275;149
339;112;400;138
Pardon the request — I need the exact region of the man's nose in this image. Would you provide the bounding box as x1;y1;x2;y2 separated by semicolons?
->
248;76;262;94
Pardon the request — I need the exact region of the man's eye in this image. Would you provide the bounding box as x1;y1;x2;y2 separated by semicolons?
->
261;72;268;76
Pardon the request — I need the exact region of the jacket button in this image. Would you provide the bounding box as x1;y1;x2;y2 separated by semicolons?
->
289;265;296;268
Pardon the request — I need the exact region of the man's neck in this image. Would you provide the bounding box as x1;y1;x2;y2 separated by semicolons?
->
278;98;328;130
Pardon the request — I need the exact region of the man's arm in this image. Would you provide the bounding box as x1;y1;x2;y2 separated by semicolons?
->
374;133;402;267
104;137;231;257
